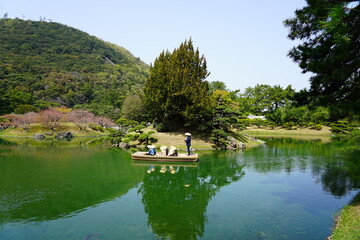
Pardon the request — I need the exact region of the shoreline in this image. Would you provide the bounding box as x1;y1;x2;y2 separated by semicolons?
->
327;192;360;240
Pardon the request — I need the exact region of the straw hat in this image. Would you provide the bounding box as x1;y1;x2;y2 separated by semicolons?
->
185;132;191;136
147;145;152;148
148;145;155;149
160;146;168;150
170;146;177;150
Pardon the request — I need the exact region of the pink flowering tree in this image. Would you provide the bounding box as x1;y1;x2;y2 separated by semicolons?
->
14;112;39;131
38;108;64;131
67;109;95;131
94;116;116;128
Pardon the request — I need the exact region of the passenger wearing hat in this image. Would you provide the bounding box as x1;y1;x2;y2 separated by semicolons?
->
160;146;168;156
168;146;178;156
146;145;156;156
184;133;192;155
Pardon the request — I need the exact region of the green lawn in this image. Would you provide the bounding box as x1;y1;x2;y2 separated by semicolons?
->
329;193;360;240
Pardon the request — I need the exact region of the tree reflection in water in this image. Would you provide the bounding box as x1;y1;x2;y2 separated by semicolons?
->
138;152;246;240
246;137;360;197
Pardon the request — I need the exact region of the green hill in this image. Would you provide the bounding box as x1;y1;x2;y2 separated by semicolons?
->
0;18;149;118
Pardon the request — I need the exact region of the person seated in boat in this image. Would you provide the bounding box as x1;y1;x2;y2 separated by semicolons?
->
146;145;156;155
160;146;168;156
168;146;178;156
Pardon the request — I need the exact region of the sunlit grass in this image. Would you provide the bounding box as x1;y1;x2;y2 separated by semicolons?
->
242;126;332;136
329;193;360;240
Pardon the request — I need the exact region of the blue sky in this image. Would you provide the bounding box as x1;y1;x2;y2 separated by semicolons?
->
0;0;311;92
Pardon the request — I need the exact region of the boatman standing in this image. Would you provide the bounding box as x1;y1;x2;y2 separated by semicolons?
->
184;132;192;155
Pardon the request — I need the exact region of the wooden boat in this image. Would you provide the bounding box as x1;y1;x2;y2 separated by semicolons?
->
131;152;199;162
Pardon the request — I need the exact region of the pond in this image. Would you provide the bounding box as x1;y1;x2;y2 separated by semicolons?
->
0;137;359;240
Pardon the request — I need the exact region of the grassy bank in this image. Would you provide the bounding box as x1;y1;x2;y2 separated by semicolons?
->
0;123;113;138
328;193;360;240
241;126;333;143
0;124;333;149
242;126;332;136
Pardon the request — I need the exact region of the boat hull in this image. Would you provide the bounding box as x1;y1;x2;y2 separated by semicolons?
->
131;152;199;162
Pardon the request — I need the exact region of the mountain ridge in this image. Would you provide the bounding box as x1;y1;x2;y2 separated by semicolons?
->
0;18;149;118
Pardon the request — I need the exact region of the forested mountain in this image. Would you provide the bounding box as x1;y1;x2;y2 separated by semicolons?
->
0;18;149;118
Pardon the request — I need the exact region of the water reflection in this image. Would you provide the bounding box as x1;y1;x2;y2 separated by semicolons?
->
0;141;144;224
138;152;246;240
0;137;360;240
248;137;360;197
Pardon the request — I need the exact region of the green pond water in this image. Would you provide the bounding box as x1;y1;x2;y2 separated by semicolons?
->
0;137;359;240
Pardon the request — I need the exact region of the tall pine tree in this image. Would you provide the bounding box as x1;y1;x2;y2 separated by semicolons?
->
284;0;360;118
143;39;214;130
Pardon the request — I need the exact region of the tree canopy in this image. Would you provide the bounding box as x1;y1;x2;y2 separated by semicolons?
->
143;39;214;130
284;0;360;117
237;84;294;116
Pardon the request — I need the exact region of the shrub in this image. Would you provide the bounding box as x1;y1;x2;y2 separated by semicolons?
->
330;121;353;134
137;130;157;145
121;138;130;143
312;124;322;130
14;105;39;114
95;126;104;132
112;136;122;144
283;122;296;130
156;123;170;132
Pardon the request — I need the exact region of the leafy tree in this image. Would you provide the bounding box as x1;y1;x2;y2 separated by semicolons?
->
267;107;286;126
309;106;330;124
128;124;146;134
33;100;60;110
284;0;360;117
0;94;12;115
13;104;39;114
74;103;120;120
283;106;309;126
121;94;146;122
5;89;33;111
143;38;214;130
115;118;138;135
238;84;294;116
209;81;228;92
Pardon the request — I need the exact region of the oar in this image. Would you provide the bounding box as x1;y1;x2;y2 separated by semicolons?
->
192;147;206;155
